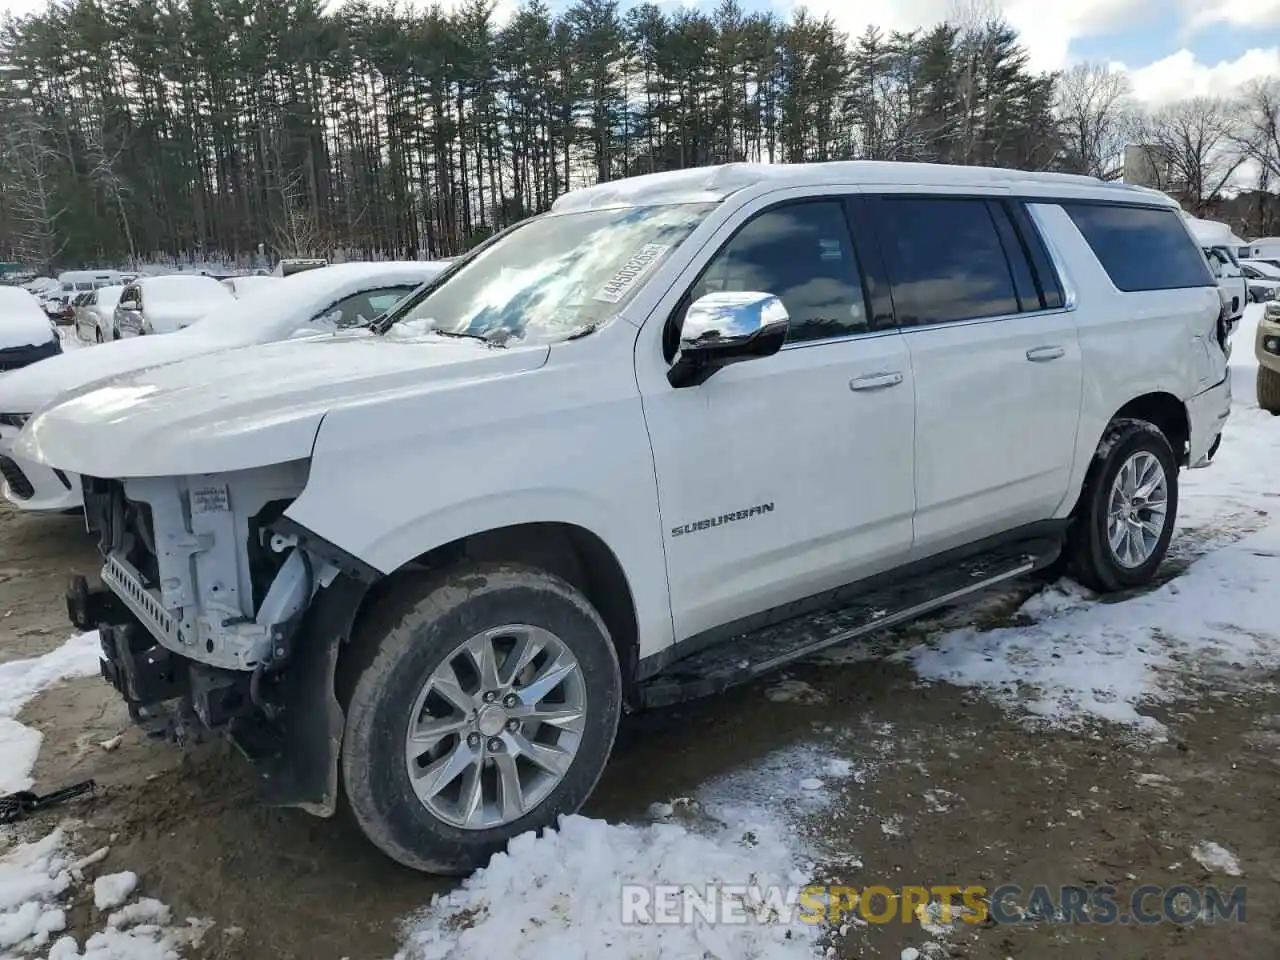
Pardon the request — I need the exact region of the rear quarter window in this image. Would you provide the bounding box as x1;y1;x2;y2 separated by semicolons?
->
1060;202;1214;292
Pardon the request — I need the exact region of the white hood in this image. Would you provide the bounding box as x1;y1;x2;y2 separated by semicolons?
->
17;330;549;478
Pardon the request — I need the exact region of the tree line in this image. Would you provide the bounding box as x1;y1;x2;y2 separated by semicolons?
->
0;0;1274;271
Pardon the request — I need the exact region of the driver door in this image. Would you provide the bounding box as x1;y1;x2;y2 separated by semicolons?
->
636;194;917;642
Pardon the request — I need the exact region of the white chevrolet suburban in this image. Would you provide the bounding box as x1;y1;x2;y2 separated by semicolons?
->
15;162;1232;875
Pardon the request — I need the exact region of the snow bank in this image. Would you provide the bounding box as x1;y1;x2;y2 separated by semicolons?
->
395;810;819;960
0;632;101;794
904;520;1280;735
393;738;883;960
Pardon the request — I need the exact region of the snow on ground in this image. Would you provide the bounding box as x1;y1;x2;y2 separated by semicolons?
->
903;305;1279;737
904;520;1280;736
394;811;816;960
394;739;884;960
54;328;84;353
0;632;101;794
0;822;211;958
1190;840;1243;877
0;636;208;958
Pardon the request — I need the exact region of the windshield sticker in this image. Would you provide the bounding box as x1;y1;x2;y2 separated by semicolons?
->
593;243;670;303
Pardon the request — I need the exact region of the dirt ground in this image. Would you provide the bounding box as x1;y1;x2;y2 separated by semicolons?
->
3;500;1277;960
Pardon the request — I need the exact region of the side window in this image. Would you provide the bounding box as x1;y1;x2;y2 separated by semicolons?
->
1060;203;1215;292
875;197;1020;325
364;287;416;316
307;285;418;332
684;199;869;345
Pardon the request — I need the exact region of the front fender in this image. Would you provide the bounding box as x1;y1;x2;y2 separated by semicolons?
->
236;573;369;817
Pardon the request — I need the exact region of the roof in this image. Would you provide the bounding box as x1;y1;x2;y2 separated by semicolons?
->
1185;216;1247;247
549;161;1161;214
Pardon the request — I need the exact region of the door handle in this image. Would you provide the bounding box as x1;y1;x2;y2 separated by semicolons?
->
1025;345;1065;362
849;371;904;391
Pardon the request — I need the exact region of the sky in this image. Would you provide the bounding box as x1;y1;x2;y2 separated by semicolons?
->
0;0;1277;104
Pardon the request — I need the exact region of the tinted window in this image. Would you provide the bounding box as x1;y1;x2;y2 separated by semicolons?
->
1061;203;1214;292
687;200;868;344
876;198;1020;325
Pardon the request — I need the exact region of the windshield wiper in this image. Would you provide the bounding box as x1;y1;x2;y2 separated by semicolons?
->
430;327;510;346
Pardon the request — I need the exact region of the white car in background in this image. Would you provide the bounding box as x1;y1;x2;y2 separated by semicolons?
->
0;260;448;513
113;275;235;339
222;275;282;298
1240;259;1280;303
0;287;61;374
74;285;125;342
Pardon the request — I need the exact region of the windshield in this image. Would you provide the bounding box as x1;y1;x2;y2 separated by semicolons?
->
383;203;716;342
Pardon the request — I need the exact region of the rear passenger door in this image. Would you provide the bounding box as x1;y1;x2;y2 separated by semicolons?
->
868;194;1083;556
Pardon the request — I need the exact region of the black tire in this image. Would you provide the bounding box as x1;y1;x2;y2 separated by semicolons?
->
1065;418;1179;593
340;562;622;874
1257;364;1280;415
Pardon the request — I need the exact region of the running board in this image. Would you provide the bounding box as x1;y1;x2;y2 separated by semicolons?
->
637;541;1054;709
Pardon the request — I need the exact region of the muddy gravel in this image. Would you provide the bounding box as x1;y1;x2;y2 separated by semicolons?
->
3;500;1277;959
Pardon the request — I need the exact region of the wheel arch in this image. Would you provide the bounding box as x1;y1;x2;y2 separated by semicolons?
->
1064;390;1190;521
1110;392;1190;467
370;521;644;708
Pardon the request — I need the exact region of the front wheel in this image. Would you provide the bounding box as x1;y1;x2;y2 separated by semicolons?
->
340;563;622;874
1065;419;1179;593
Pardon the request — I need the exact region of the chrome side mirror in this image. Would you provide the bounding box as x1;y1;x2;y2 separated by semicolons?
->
668;291;790;388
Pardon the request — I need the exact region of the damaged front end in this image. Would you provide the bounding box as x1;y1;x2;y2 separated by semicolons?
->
66;465;376;816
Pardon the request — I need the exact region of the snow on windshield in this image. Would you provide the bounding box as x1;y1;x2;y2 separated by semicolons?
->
389;203;715;343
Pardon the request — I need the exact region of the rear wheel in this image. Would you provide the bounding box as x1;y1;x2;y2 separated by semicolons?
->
1065;419;1179;593
1257;364;1280;415
340;563;622;874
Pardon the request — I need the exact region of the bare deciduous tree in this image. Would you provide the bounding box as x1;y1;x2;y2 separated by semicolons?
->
270;166;325;258
1232;80;1280;235
1133;97;1246;214
1234;79;1280;180
0;112;67;270
1054;62;1132;180
80;112;135;260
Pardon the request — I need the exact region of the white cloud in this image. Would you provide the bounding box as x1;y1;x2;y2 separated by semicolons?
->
1180;0;1280;33
1122;47;1280;103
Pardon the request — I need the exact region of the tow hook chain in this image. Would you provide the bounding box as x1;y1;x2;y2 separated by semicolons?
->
0;779;97;825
